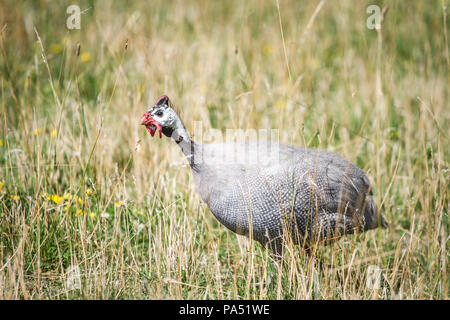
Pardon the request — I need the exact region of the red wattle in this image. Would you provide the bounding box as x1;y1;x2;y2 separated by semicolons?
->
149;120;162;138
141;113;162;138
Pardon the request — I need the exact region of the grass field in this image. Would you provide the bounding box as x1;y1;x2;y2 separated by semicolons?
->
0;0;448;299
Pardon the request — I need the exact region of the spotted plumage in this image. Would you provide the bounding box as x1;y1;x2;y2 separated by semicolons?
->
141;96;388;256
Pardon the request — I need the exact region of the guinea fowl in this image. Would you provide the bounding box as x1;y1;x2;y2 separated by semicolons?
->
140;95;388;256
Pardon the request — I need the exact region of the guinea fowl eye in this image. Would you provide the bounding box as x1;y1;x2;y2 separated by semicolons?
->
156;111;163;117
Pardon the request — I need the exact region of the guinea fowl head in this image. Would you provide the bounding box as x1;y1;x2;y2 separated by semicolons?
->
140;95;180;139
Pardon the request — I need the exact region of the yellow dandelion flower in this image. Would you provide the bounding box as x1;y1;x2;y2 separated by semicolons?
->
86;189;95;196
12;195;20;201
77;209;84;216
78;197;82;204
115;201;124;207
0;181;4;193
89;212;96;218
50;130;57;138
50;194;63;204
262;44;273;56
275;100;286;109
50;43;63;54
80;52;91;63
0;139;3;147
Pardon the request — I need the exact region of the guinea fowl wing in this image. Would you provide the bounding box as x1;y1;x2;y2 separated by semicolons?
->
193;141;382;247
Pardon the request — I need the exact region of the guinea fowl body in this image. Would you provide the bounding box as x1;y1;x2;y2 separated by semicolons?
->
141;96;388;256
189;140;387;255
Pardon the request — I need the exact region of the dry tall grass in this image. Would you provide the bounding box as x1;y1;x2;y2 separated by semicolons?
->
0;0;448;299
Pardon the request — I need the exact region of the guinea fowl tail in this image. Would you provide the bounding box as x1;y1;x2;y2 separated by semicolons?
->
364;198;388;230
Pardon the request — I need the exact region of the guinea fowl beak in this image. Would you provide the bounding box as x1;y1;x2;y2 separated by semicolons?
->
140;112;162;138
140;112;150;125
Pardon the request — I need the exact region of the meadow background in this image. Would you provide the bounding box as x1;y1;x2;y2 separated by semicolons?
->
0;0;448;299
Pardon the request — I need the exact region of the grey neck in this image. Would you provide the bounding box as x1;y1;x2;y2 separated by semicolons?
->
171;118;198;168
172;118;190;142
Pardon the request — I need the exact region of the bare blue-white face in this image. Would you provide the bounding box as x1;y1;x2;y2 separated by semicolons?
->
140;95;177;138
